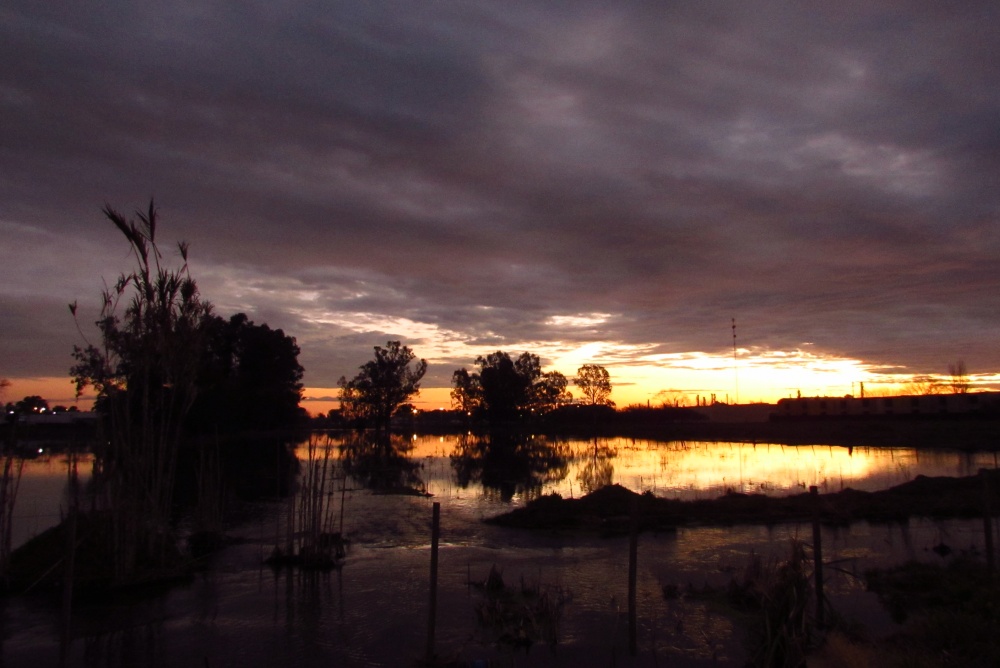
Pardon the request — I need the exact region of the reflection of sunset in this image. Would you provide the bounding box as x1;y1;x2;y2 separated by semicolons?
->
351;435;996;504
596;440;877;496
12;453;93;549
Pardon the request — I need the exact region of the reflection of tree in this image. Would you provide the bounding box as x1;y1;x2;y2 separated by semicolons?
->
576;438;616;494
450;433;569;502
577;459;614;494
340;432;424;494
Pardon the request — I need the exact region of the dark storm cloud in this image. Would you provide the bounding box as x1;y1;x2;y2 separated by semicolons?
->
2;0;1000;389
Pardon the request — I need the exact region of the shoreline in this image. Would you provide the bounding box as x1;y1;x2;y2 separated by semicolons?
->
486;468;1000;534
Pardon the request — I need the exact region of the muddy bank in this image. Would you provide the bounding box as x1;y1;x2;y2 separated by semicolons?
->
486;469;1000;534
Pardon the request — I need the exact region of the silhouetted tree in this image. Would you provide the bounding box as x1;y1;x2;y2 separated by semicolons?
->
0;377;20;583
901;375;943;395
948;360;970;394
451;367;482;416
529;369;571;414
479;351;530;421
187;313;305;434
451;351;570;422
338;341;427;430
14;396;49;415
655;389;691;407
574;364;614;406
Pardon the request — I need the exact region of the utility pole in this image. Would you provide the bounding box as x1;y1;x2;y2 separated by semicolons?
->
732;318;739;405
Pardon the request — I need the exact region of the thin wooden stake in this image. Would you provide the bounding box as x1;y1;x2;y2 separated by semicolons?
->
426;502;441;663
982;469;995;577
60;455;79;667
629;496;638;656
339;470;347;535
810;486;825;628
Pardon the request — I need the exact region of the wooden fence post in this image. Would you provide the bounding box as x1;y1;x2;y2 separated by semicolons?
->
983;469;995;577
629;496;638;656
426;502;441;663
810;486;825;628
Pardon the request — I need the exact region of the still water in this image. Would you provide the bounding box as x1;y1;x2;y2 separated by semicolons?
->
3;435;997;667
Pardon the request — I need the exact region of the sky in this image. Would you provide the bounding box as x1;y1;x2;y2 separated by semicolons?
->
3;1;1000;414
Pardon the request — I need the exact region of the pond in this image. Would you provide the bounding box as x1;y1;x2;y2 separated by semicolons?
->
2;435;997;667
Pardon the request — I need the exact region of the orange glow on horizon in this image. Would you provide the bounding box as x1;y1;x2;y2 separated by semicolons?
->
1;377;91;409
301;386;456;417
10;348;1000;419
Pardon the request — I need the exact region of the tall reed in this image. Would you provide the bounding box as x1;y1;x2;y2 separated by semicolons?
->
728;540;811;668
0;447;24;585
71;202;210;583
273;434;344;568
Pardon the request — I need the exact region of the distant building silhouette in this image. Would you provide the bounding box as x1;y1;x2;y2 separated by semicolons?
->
773;392;1000;420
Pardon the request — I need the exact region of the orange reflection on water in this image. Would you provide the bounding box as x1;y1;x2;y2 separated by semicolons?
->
397;435;996;503
11;452;93;549
594;440;877;498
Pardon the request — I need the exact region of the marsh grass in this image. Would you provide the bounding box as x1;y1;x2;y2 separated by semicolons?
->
471;564;571;652
720;540;812;668
268;434;345;570
71;202;210;584
188;439;226;557
0;448;24;584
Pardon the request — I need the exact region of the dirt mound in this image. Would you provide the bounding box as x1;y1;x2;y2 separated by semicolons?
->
487;470;1000;533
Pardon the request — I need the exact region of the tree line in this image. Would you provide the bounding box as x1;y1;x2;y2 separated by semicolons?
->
338;344;614;429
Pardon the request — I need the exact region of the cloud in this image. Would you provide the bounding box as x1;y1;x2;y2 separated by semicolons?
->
2;1;999;399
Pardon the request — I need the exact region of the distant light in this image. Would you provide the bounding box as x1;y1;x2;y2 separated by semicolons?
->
37;448;43;454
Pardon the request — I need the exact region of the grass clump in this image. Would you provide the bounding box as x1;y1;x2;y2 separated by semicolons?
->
724;540;812;668
471;564;571;653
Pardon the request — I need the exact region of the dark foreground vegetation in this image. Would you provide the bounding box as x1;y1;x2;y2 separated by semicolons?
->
3;435;297;593
680;541;1000;668
860;557;1000;667
486;468;1000;666
484;471;999;668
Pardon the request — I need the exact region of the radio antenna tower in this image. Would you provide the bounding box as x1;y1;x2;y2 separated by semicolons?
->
732;317;739;404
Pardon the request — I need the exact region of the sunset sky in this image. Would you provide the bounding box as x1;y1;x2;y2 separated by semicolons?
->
3;2;999;414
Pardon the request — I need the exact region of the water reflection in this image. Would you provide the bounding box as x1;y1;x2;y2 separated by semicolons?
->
339;431;425;494
449;433;569;502
12;438;999;550
4;436;999;667
576;437;617;494
10;451;94;549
